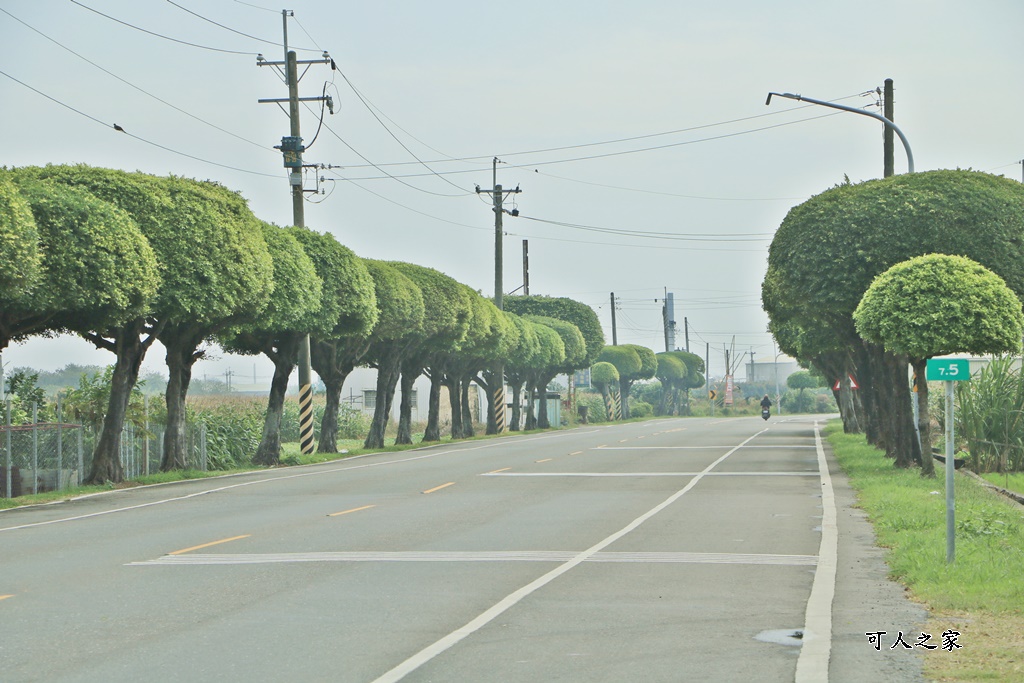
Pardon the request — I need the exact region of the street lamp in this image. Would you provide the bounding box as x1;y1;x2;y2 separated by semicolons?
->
766;92;914;173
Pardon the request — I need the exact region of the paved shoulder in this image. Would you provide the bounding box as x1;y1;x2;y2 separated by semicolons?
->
824;425;927;682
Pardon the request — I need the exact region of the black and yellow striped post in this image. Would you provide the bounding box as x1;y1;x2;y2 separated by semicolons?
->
494;385;506;433
298;336;315;455
603;392;615;421
612;388;622;421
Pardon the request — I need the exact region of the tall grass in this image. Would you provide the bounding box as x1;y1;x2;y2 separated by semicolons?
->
953;356;1024;473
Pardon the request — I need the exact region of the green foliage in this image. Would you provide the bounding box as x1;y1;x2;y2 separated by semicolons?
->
629;400;654;418
954;357;1024;473
764;170;1024;367
655;352;686;383
0;173;40;298
389;262;470;350
596;345;642;378
786;370;821;391
624;344;657;382
575;391;609;423
854;253;1024;359
7;177;159;338
290;228;377;339
526;315;586;373
220;223;324;353
590;361;619;388
363;260;425;342
62;367;149;430
504;295;605;365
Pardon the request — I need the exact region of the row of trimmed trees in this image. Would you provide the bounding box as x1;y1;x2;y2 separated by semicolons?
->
590;346;705;420
762;170;1024;472
0;164;609;484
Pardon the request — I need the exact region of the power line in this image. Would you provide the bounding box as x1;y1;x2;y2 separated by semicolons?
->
0;67;280;179
69;0;258;55
514;214;772;242
164;0;320;52
0;7;271;152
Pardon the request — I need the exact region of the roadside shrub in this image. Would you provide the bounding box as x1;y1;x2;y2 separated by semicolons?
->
630;400;654;418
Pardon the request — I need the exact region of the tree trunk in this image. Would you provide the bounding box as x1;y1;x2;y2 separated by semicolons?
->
161;337;198;471
395;366;418;445
445;376;464;439
252;344;296;467
364;355;401;450
482;366;501;434
509;380;523;431
422;371;443;442
85;324;151;484
461;379;475;438
537;380;550;429
524;377;537;430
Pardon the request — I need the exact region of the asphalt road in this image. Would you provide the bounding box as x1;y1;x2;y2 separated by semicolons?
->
0;416;926;682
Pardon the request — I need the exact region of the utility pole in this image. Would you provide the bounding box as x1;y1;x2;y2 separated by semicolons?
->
883;78;895;178
257;12;333;456
522;240;529;296
662;289;670;352
475;158;520;434
610;293;618;346
684;317;690;353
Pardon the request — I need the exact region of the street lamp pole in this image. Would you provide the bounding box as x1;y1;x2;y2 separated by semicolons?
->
766;92;914;173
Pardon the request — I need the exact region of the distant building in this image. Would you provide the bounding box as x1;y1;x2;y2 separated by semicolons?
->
746;356;801;389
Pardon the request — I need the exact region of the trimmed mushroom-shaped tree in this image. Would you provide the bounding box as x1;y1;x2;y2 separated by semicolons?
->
854;253;1024;475
591;361;620;421
654;352;687;415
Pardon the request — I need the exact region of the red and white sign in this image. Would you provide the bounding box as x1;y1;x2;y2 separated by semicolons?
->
832;374;860;391
724;375;734;406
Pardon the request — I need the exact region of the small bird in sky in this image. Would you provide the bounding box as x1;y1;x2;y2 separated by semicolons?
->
113;123;125;132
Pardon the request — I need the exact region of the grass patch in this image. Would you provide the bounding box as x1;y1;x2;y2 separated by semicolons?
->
980;472;1024;497
826;421;1024;681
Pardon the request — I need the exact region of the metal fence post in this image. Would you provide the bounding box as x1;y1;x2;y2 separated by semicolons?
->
5;399;11;499
56;394;63;492
77;425;83;487
32;402;38;495
143;395;150;477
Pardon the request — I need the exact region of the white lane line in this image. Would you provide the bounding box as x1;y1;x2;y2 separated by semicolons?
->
795;422;838;682
369;428;767;683
129;550;818;567
482;472;818;477
592;445;817;450
0;429;595;533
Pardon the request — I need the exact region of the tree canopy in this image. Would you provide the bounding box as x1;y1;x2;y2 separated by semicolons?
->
854;253;1024;359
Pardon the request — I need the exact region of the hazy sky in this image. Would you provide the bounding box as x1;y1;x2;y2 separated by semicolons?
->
2;1;1022;384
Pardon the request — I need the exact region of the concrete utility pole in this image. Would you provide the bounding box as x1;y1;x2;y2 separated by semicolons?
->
684;317;690;353
883;78;895;178
257;12;333;456
522;240;529;296
475;159;521;433
610;293;618;346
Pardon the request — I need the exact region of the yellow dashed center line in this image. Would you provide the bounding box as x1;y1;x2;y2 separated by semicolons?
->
169;534;251;556
487;467;512;474
0;594;14;601
423;482;455;494
570;451;584;455
535;458;553;463
619;439;628;443
328;504;376;517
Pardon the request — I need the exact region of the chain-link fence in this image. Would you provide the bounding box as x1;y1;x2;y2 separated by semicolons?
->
2;398;209;499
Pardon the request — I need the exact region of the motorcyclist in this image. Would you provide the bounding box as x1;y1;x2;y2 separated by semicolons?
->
760;394;772;411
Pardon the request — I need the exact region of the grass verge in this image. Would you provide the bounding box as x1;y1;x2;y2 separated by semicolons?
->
825;421;1024;682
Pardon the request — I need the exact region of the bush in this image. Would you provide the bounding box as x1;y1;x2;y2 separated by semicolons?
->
630;400;654;418
576;392;609;423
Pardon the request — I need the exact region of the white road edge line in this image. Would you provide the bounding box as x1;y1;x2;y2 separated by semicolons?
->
0;429;601;533
795;421;838;682
369;428;768;683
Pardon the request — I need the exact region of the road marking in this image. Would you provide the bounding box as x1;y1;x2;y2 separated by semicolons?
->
0;594;14;601
795;421;838;683
486;471;818;478
595;445;608;449
569;451;583;455
535;458;552;463
618;439;628;443
594;445;816;450
328;504;376;517
486;467;511;474
129;550;817;567
370;428;768;683
0;428;594;533
169;535;250;556
422;482;455;494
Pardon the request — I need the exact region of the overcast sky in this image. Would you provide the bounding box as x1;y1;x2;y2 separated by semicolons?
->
2;1;1022;385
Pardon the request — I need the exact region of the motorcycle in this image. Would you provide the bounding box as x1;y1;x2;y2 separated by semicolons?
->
761;407;771;421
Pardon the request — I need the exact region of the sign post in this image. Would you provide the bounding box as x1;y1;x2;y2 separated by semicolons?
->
926;358;970;563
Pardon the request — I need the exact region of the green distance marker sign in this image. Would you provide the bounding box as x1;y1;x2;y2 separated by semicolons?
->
926;358;970;382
